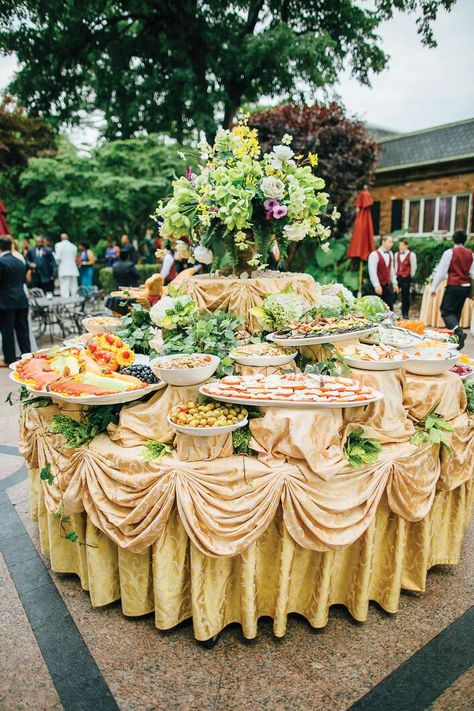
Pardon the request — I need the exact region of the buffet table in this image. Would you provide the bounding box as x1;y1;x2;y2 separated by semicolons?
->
20;367;474;640
420;280;473;328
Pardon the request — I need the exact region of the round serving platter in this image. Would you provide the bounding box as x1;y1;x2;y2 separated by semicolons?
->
267;326;378;347
199;384;383;409
8;370;166;405
342;357;409;372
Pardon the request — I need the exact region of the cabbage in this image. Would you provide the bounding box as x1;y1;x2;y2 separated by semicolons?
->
354;295;389;320
251;292;308;330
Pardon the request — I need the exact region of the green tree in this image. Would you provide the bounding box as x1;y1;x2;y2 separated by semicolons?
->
0;95;56;216
0;1;455;141
8;135;188;242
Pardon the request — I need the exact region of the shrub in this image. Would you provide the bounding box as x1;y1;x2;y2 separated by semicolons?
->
97;264;161;293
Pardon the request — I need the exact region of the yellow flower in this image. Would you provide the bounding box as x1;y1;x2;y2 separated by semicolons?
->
308;152;319;167
295;154;304;161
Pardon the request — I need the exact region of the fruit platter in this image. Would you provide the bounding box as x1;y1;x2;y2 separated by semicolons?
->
337;343;410;371
361;326;422;349
168;400;248;437
151;354;220;386
200;373;383;409
268;314;377;346
229;342;297;367
404;347;459;376
10;338;165;405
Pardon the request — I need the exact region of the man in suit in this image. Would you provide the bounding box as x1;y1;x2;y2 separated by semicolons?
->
54;232;79;297
112;248;140;288
26;235;57;293
0;236;31;365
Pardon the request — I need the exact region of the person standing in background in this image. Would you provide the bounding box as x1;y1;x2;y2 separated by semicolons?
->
0;236;31;366
78;241;96;291
26;235;57;293
160;241;177;284
112;249;140;288
55;232;79;297
395;239;417;319
368;235;399;310
120;234;136;263
104;236;119;267
431;230;474;349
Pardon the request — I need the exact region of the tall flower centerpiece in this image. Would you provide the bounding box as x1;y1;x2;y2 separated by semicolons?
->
155;118;339;275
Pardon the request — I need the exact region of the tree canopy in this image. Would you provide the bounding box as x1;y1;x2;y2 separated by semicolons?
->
6;135;188;242
0;0;455;141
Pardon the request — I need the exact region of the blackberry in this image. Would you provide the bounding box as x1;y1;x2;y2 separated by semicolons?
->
119;364;159;385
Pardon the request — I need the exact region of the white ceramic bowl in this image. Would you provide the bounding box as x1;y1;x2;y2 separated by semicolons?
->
229;350;297;367
82;316;121;334
404;348;459;376
342;356;408;371
167;414;247;437
150;353;220;386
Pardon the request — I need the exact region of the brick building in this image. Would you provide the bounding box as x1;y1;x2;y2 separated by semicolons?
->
369;118;474;237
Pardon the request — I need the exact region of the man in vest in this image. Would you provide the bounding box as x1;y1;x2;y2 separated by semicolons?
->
431;230;474;349
368;235;399;310
395;239;417;319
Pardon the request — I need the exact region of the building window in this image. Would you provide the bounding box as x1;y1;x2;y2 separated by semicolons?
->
438;197;452;231
405;194;472;235
423;199;435;232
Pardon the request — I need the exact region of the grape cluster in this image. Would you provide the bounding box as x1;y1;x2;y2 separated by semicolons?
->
120;364;159;385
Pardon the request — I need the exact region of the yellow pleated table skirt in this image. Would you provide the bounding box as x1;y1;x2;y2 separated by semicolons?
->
29;470;473;641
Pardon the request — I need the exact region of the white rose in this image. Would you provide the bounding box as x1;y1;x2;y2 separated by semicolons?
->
269;144;295;169
193;244;214;265
260;176;285;200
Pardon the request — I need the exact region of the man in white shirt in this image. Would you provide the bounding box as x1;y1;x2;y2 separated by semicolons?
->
431;230;474;349
395;239;417;319
368;235;399;310
54;233;79;297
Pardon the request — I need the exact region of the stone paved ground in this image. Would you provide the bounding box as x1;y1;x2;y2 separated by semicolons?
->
0;331;472;711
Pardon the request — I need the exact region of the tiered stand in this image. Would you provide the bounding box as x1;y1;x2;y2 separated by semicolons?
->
20;274;474;642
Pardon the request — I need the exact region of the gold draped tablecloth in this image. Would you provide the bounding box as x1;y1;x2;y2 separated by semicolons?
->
20;367;474;639
177;272;318;332
420;280;473;328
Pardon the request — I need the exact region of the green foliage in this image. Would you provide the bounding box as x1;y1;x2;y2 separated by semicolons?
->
232;425;252;455
40;463;54;485
344;428;381;468
162;310;242;376
464;380;474;413
142;441;174;463
115;305;158;355
6;136;188;241
410;402;454;452
51;406;120;448
303;353;352;378
98;263;161;292
0;2;451;141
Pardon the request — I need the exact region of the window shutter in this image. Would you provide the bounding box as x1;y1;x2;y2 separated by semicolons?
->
391;199;403;232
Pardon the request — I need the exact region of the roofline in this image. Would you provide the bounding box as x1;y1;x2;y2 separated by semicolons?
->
375;152;474;172
376;117;474;144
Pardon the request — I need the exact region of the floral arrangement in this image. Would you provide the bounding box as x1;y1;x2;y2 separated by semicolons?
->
312;283;355;318
155;117;339;273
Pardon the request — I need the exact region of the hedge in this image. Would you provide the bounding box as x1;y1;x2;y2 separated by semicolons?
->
97;264;161;293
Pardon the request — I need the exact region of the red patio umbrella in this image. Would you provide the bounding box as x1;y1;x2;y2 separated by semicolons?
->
346;188;375;296
0;200;10;236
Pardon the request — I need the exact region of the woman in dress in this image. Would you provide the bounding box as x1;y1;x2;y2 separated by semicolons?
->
104;237;119;267
78;242;96;291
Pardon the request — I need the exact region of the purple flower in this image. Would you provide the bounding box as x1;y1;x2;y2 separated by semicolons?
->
272;205;288;219
265;210;274;221
185;166;196;184
264;198;279;211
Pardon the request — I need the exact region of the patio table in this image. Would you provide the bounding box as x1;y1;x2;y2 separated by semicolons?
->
32;295;85;340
